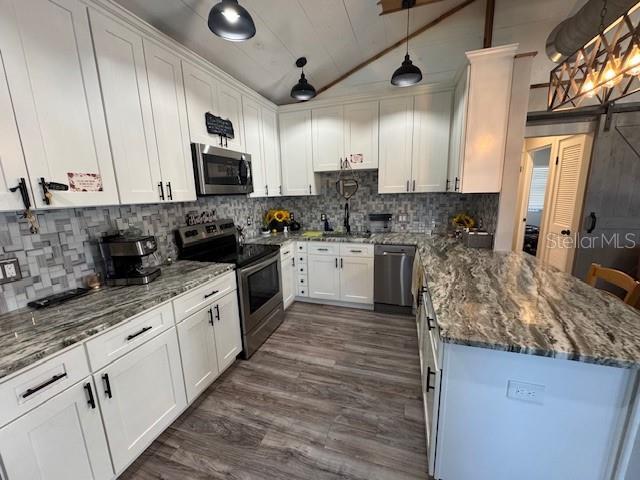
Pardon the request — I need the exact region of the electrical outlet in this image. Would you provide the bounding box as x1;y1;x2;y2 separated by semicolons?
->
0;259;22;285
507;380;545;404
321;213;327;221
246;216;252;226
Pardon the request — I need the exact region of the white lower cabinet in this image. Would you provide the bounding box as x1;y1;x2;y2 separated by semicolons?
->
212;292;242;373
281;256;295;309
339;256;374;304
0;378;113;480
307;254;341;301
96;327;186;474
177;305;220;404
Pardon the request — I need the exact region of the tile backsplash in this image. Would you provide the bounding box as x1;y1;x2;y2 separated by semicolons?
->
0;171;497;313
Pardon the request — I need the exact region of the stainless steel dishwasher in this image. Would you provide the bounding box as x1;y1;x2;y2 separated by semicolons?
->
374;244;416;314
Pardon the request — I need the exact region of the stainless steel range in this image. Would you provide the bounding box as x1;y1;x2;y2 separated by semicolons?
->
175;220;284;358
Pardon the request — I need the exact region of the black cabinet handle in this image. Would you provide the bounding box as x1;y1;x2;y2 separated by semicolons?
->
454;177;460;192
282;250;290;256
84;382;96;409
158;182;165;201
204;289;219;299
446;179;451;192
340;258;343;269
126;326;152;341
292;257;295;267
208;308;214;326
265;184;269;196
426;367;436;392
102;374;112;399
335;258;338;268
9;177;31;210
427;317;435;331
587;212;597;233
22;373;67;398
412;179;416;191
214;304;220;321
350;249;362;253
166;182;173;200
406;180;409;192
317;248;328;252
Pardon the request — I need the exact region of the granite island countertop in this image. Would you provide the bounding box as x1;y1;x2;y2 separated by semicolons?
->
0;261;234;380
249;232;640;368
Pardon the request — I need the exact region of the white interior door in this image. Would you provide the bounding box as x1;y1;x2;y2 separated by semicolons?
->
90;10;162;205
177;305;220;404
339;256;374;304
308;254;340;300
213;292;242;373
242;97;266;197
343;101;379;169
0;0;118;208
182;60;219;146
96;327;186;474
262;108;281;196
0;378;113;480
542;134;593;272
0;44;32;211
412;91;452;192
378;96;414;193
144;40;195;202
312;105;344;172
280;110;313;196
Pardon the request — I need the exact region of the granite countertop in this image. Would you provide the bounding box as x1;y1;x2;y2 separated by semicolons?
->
249;232;640;368
0;261;234;380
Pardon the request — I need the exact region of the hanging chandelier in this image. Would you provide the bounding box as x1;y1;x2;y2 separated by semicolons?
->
548;0;640;110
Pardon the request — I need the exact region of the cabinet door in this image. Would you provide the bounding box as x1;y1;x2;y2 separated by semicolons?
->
281;257;295;309
378;96;414;194
213;292;242;373
412;91;452;193
218;82;244;151
0;43;32;212
262;108;282;197
0;378;113;480
182;60;219;146
448;68;469;193
312;105;344;172
344;101;379;170
339;256;374;304
307;254;340;301
90;10;162;205
0;0;118;208
177;306;220;404
97;327;186;474
144;40;195;202
280;110;314;196
243;97;266;197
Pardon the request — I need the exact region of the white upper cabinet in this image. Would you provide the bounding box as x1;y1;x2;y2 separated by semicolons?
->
449;44;518;193
0;0;118;208
448;69;468;193
343;101;379;170
183;60;244;151
312;105;345;172
144;40;195;202
217;82;244;151
279;110;316;196
0;45;32;212
262;108;282;197
378;96;414;193
412;91;452;193
90;10;162;205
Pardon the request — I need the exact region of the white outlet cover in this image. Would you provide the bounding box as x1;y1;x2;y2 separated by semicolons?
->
507;380;545;405
4;263;16;278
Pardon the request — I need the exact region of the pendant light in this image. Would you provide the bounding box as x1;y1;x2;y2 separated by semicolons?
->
391;0;422;87
290;57;316;101
208;0;256;42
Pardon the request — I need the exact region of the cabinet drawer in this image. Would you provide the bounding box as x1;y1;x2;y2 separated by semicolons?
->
308;242;339;256
297;275;308;286
296;285;309;297
296;253;307;265
295;242;308;253
339;243;374;257
0;345;90;427
85;303;174;372
297;263;307;275
172;271;236;323
280;242;295;261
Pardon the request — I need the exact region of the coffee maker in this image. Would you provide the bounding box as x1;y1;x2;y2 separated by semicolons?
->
99;234;161;286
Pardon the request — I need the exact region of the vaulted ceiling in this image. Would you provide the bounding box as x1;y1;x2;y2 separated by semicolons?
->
114;0;587;105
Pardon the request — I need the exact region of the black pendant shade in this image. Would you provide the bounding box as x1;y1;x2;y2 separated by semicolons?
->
291;57;316;101
391;0;422;87
208;0;256;42
391;54;423;87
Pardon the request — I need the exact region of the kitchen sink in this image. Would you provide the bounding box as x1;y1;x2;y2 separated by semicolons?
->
322;231;371;238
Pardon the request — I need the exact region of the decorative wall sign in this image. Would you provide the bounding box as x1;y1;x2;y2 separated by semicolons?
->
67;173;103;192
350;153;364;164
205;112;235;139
185;209;217;226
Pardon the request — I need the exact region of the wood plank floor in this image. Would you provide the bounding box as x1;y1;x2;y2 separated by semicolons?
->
120;302;428;480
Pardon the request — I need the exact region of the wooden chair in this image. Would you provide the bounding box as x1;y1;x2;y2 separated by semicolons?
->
586;263;640;307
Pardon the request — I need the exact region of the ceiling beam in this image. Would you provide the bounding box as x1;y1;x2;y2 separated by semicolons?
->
317;0;479;96
377;0;447;16
483;0;495;48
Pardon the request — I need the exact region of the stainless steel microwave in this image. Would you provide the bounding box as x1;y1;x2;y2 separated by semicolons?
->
191;143;253;195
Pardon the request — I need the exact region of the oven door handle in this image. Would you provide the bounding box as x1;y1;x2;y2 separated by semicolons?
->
238;251;280;276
